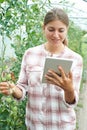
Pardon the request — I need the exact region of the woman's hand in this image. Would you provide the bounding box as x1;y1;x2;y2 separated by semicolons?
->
45;66;73;92
0;81;23;99
0;81;16;96
45;66;75;103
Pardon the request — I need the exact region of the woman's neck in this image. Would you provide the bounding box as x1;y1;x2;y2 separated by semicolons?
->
44;42;65;54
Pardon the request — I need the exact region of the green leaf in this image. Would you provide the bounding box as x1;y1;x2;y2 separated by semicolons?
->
0;0;4;3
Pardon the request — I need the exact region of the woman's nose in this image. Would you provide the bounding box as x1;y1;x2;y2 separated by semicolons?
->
53;31;59;38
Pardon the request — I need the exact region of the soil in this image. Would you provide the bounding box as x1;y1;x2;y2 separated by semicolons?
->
76;83;87;130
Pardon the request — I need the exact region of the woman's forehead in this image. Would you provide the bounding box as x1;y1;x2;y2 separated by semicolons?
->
45;20;67;28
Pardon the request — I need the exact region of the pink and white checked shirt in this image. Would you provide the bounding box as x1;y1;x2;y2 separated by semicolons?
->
16;44;83;130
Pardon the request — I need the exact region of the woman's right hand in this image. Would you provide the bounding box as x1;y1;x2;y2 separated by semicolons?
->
0;81;16;96
0;81;23;99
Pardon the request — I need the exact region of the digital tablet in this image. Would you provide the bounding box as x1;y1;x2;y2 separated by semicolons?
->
42;57;73;83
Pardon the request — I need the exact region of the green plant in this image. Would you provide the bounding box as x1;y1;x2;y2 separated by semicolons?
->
0;95;27;130
0;0;51;129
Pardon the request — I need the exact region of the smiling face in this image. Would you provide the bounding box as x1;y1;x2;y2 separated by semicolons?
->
43;20;68;47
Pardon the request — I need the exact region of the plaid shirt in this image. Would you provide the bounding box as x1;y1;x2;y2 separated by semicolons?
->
17;44;83;130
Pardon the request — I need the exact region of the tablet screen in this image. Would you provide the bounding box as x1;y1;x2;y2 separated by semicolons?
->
42;57;73;83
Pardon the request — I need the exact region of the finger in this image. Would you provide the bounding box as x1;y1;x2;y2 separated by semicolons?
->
0;82;9;91
68;71;73;79
2;90;10;95
58;66;66;79
0;86;9;90
0;81;13;89
45;74;60;86
45;73;55;83
47;70;61;79
46;71;54;77
0;82;10;94
0;82;8;87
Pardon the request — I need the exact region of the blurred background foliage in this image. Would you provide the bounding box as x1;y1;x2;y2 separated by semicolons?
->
0;0;87;129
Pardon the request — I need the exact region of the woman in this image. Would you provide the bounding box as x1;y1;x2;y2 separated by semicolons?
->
0;8;83;130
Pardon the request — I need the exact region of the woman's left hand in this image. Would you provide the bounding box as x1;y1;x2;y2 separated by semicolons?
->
45;66;74;92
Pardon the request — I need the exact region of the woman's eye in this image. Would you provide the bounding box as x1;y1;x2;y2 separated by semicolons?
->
48;29;54;32
59;29;65;32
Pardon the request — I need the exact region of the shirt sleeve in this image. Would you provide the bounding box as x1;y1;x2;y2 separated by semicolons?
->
16;51;28;100
63;90;78;108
